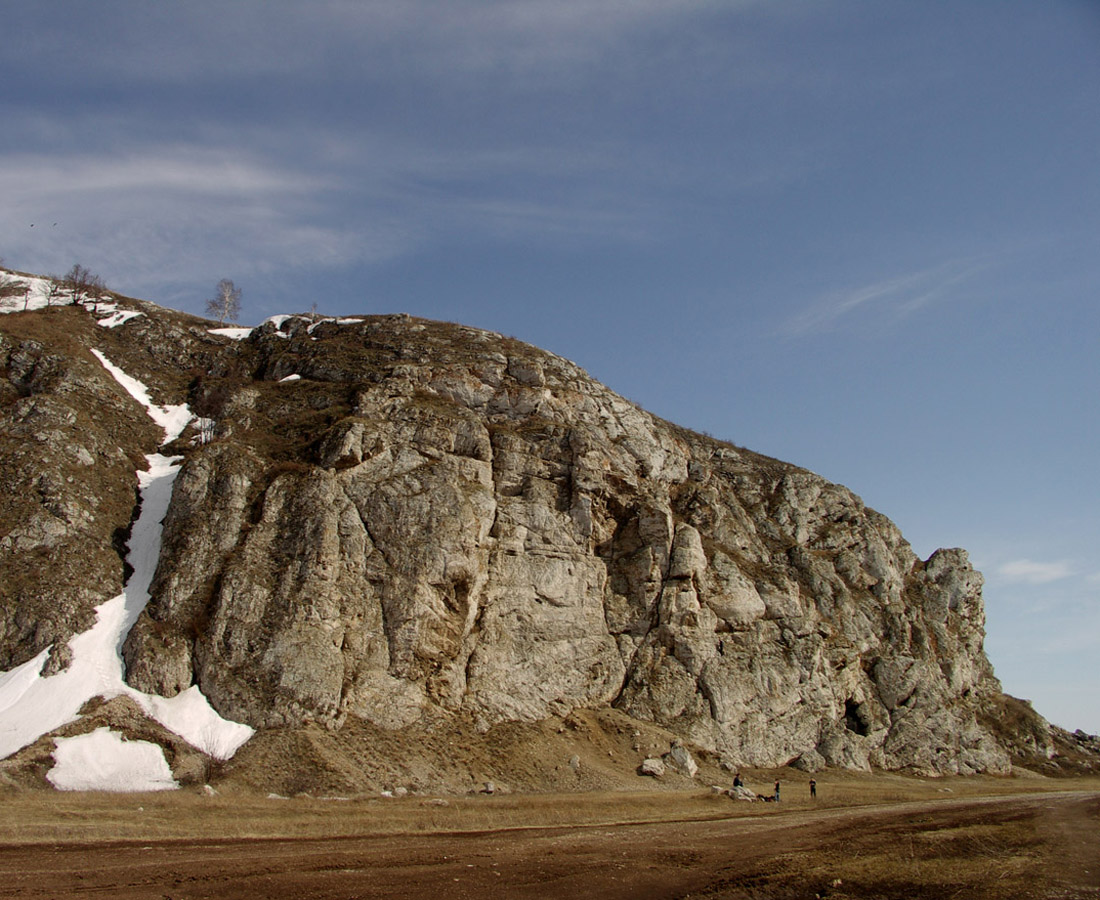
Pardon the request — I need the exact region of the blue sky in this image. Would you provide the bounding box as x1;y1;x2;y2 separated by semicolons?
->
3;1;1098;734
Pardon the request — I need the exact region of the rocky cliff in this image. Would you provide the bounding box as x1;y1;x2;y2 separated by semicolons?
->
1;279;1079;789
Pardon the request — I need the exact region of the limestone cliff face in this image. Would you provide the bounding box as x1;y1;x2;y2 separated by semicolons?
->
0;296;1033;776
93;311;1013;775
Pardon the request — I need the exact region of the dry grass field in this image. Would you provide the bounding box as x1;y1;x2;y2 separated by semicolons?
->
0;770;1092;844
0;774;1097;898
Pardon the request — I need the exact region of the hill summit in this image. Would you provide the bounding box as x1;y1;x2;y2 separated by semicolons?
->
1;270;1092;793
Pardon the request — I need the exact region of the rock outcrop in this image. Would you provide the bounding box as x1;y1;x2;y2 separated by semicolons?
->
0;293;1058;778
0;316;159;673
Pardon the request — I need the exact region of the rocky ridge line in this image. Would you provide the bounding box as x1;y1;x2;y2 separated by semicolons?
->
1;285;1079;785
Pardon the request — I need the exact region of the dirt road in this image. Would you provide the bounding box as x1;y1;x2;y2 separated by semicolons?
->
0;791;1096;899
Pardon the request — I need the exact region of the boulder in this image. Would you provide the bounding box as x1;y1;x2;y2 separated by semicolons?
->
791;748;826;773
663;742;699;778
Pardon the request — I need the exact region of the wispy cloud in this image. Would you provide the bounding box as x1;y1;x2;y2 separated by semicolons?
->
0;132;662;301
9;0;765;87
0;145;399;295
1;1;824;307
782;257;991;337
0;148;330;200
997;558;1076;585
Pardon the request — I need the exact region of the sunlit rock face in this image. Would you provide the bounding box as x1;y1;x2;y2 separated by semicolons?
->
2;299;1016;775
114;313;1009;775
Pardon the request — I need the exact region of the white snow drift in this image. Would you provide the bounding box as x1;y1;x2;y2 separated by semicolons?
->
48;728;178;792
0;268;144;328
0;346;253;788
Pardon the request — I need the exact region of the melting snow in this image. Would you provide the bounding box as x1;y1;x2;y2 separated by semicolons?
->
89;350;191;443
1;268;144;328
0;272;55;314
208;326;253;340
0;350;253;785
205;314;369;343
97;309;144;329
48;728;178;792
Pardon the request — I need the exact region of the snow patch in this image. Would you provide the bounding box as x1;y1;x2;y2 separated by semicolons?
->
0;449;252;762
0;648;49;717
257;314;367;338
48;728;178;792
208;326;253;340
0;271;56;314
0;269;143;327
142;686;252;760
97;309;144;329
0;353;253;780
90;350;192;443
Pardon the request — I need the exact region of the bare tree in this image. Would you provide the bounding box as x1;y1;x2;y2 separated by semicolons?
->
44;277;66;308
206;279;242;324
86;274;109;313
63;264;91;305
63;264;106;309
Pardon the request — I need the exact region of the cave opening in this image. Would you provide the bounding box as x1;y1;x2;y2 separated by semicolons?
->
844;698;870;736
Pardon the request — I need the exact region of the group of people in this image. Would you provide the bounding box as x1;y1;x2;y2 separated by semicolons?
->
731;773;817;802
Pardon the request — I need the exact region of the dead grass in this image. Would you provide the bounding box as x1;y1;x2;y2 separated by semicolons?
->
779;809;1045;899
1;775;1097;848
0;788;724;845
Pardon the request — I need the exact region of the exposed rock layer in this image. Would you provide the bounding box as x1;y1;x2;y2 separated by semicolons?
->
0;300;1051;776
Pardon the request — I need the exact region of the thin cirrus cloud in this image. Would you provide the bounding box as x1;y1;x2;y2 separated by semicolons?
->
2;3;822;301
14;0;760;87
0;149;329;199
0;147;397;293
0;127;673;297
997;559;1076;585
781;257;992;338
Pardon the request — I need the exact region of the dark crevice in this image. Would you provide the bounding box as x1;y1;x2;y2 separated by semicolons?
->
111;486;141;586
844;698;870;736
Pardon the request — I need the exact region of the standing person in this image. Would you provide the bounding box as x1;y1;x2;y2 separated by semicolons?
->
774;780;780;802
809;779;817;799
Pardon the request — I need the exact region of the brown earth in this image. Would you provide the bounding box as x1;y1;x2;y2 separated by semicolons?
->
0;787;1096;899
